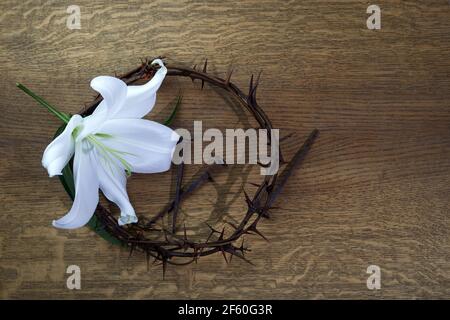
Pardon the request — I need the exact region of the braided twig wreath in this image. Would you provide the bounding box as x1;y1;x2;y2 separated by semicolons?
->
61;58;318;275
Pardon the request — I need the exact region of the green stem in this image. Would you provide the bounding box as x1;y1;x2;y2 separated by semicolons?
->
16;82;70;124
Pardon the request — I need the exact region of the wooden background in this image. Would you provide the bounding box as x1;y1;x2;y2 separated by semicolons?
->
1;0;449;299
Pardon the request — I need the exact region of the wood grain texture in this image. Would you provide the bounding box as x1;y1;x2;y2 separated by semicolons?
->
1;0;450;299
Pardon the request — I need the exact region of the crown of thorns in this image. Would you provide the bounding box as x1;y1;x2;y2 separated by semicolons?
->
64;58;319;276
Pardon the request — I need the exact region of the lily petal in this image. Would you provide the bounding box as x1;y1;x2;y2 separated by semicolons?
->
89;59;166;121
95;149;137;226
114;59;167;119
76;76;128;140
53;140;99;229
42;115;82;177
91;75;127;117
98;118;180;173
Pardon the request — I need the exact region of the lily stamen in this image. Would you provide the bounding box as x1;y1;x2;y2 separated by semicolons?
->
87;134;134;176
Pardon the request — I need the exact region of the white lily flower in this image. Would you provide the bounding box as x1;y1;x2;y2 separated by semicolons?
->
41;59;180;229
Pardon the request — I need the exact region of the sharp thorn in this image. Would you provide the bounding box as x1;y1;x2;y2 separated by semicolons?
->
226;222;238;230
251;226;268;241
255;70;262;87
249;74;254;95
224;247;254;265
249;182;261;188
201;59;207;89
225;67;233;85
205;222;219;234
220;246;228;264
128;244;135;259
205;230;214;243
243;190;254;209
218;227;225;240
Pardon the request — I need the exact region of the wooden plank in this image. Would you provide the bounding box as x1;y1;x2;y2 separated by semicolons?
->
0;0;449;299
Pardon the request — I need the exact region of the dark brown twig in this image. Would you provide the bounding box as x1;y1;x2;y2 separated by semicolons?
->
172;155;184;234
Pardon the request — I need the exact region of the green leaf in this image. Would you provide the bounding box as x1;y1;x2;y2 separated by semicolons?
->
54;125;75;200
85;215;123;246
54;124;124;246
17;83;70;124
164;92;182;126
